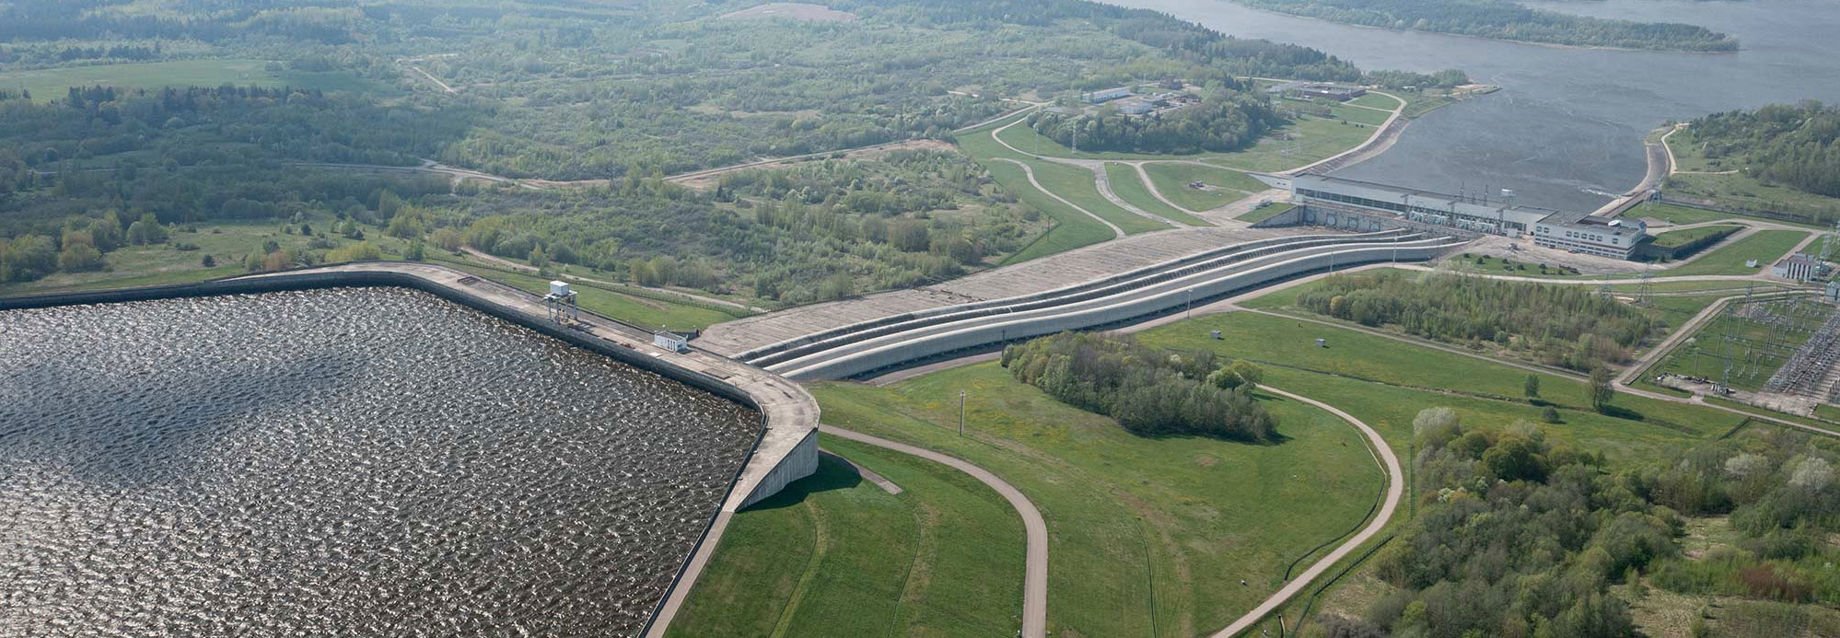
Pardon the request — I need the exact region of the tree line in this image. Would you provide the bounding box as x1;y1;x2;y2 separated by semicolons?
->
1002;331;1276;441
1234;0;1737;52
1295;271;1658;371
1027;90;1282;154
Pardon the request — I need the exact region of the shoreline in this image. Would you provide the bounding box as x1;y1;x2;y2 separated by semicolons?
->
1217;2;1739;54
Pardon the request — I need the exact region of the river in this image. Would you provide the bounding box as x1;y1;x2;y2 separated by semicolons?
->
1115;0;1840;213
0;288;758;637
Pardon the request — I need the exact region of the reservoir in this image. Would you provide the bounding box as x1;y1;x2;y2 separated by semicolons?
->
0;287;758;637
1118;0;1840;212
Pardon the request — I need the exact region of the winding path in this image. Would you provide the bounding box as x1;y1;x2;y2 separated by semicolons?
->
993;157;1127;239
1209;385;1403;638
819;425;1049;638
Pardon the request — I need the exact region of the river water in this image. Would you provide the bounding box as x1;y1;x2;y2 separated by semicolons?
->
1117;0;1840;212
0;288;758;637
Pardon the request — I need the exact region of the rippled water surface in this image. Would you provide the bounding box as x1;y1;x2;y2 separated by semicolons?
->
0;288;758;637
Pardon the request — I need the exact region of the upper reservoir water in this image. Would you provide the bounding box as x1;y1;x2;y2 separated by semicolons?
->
0;287;758;637
1118;0;1840;212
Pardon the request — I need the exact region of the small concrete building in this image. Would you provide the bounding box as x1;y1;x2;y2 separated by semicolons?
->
1082;87;1132;104
1265;81;1366;101
1773;253;1827;282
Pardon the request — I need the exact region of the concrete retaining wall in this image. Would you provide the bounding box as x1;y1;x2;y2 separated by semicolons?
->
781;240;1462;380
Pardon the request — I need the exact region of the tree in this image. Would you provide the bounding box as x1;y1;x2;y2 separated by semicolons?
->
201;254;216;268
1541;406;1562;423
1413;407;1462;448
1589;367;1616;413
57;242;105;272
126;213;167;245
1525;374;1541;401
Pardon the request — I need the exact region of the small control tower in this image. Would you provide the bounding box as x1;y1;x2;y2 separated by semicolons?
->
544;280;579;324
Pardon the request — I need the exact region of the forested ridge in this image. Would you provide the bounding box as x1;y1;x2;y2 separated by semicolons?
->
1687;102;1840;199
1234;0;1737;52
1296;270;1658;371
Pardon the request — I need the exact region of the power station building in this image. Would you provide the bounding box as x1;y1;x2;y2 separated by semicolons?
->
1278;174;1648;260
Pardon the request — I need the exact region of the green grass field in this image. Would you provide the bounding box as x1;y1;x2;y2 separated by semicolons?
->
988;109;1377;173
668;438;1026;637
1347;92;1403;111
1650;223;1743;249
1142;162;1268;212
1025;160;1168;235
955;123;1120;264
811;363;1382;637
1664;229;1808;277
1327;103;1392;126
1103;163;1211;226
0;59;383;101
1630;202;1737;226
1135;312;1739;458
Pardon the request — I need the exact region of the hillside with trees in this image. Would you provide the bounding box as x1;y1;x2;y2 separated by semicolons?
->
1316;409;1840;637
1026;90;1282;154
1294;270;1659;371
1685;102;1840;199
0;0;1397;301
1233;0;1737;52
1002;331;1277;441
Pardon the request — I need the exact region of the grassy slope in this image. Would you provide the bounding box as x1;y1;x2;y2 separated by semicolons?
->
667;438;1026;637
1650;223;1742;249
1026;160;1168;235
956;121;1118;263
1203;115;1374;172
812;364;1380;637
1665;229;1808;277
0;59;383;102
1238;202;1295;224
1143;162;1268;212
1103;163;1211;226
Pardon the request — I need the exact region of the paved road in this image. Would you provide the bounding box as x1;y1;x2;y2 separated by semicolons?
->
1209;385;1403;638
992;157;1127;238
819;425;1049;638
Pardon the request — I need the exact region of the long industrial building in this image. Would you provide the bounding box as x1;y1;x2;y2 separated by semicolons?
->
1267;174;1648;259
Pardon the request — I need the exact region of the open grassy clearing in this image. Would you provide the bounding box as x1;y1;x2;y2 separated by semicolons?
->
426;257;742;331
1325;103;1391;126
1025;160;1168;235
1346;92;1402;110
1137;312;1739;455
1102;163;1210;226
1627;201;1828;231
1668;172;1840;222
0;59;383;101
1201;115;1377;172
1238;202;1294;224
1664;229;1808;276
811;363;1381;637
667;437;1025;638
1142;162;1268;212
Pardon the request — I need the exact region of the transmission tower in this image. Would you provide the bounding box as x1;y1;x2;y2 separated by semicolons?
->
1636;264;1655;306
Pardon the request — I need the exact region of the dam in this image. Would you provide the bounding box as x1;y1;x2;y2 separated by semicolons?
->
0;266;821;637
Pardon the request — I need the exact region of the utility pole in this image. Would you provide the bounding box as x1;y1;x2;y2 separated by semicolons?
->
959;390;967;437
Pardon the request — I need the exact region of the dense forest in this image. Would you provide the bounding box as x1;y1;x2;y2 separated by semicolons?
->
1295;271;1658;371
1001;332;1276;441
1318;409;1840;637
1234;0;1737;52
1026;90;1282;154
1687;102;1840;199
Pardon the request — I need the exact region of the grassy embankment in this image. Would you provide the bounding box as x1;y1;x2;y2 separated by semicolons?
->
1239;202;1295;224
1142;162;1270;213
1663;229;1808;277
955;118;1147;264
810;363;1382;637
1649;223;1743;250
0;58;384;101
425;256;747;332
667;437;1026;637
1102;163;1211;226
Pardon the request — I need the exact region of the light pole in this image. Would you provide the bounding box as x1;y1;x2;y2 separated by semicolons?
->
958;390;967;437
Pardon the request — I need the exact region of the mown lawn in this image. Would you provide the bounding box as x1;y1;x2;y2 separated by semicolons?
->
1142;162;1268;212
1103;163;1211;226
668;438;1026;637
1026;159;1168;235
812;363;1381;637
956;121;1121;264
1664;229;1808;277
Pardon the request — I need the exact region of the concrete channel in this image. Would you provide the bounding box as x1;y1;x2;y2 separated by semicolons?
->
765;234;1465;380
